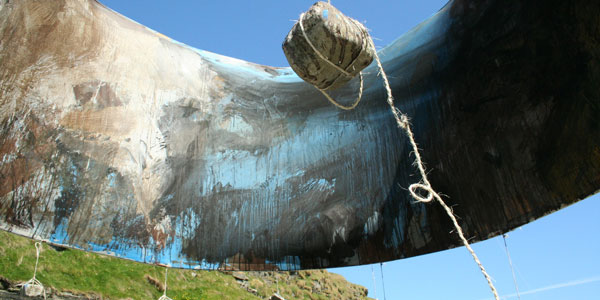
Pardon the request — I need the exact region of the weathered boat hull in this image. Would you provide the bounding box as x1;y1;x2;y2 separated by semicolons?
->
0;0;598;270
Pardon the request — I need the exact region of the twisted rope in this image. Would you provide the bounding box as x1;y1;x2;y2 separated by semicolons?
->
300;6;500;297
296;3;500;298
368;36;501;300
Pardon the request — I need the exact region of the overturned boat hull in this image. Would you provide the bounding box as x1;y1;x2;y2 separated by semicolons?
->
0;0;598;270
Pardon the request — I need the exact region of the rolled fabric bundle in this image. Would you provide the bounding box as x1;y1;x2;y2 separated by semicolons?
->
282;1;375;91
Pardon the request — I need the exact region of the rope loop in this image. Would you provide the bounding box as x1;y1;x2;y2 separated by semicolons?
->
317;72;364;110
409;183;434;203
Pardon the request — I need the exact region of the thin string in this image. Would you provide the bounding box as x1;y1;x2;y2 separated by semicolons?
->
298;12;365;110
22;242;46;299
33;242;41;280
367;35;501;300
503;234;521;300
371;264;378;300
276;272;280;295
379;263;387;300
158;267;173;300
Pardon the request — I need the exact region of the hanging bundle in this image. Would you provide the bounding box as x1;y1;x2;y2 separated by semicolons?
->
283;1;374;109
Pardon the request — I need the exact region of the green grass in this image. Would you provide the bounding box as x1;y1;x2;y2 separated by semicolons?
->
0;231;371;300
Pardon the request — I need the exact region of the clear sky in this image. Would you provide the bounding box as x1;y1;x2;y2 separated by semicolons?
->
99;1;600;299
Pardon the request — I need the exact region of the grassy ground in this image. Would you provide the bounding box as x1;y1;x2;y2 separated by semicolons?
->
0;231;370;300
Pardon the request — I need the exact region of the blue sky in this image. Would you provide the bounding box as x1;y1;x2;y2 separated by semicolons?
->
99;1;600;299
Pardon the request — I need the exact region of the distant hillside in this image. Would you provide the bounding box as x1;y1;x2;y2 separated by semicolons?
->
0;231;371;300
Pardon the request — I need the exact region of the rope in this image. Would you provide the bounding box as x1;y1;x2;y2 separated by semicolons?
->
503;234;521;300
379;263;387;300
33;242;41;281
300;7;501;298
368;35;501;300
21;242;46;299
298;11;365;110
318;73;364;110
296;3;500;298
158;267;173;300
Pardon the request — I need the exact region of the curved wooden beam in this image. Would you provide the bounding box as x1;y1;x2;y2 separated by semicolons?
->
0;0;598;270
